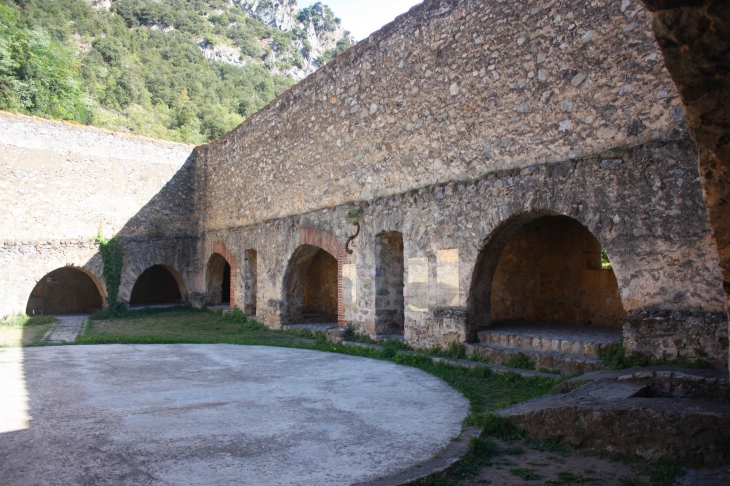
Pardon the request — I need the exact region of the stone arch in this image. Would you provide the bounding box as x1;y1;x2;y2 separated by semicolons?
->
467;211;624;335
129;264;187;307
206;254;232;307
26;266;105;315
374;231;405;335
206;242;237;308
281;228;344;326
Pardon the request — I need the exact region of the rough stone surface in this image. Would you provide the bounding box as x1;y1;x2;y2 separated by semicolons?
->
0;344;469;485
0;111;196;316
466;342;605;376
1;0;728;369
625;310;729;369
477;322;623;358
197;0;687;228
45;316;86;344
554;365;730;404
498;379;730;465
640;0;730;374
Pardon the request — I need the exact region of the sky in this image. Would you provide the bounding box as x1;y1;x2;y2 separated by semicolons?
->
301;0;424;40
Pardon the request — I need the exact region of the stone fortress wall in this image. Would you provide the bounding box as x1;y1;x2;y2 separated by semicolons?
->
0;111;196;315
1;0;728;368
194;0;726;364
199;0;687;228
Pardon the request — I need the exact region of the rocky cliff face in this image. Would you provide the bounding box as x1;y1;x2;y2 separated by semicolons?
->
237;0;299;32
233;0;353;79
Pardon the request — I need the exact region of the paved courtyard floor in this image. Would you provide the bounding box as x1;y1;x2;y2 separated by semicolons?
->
0;344;468;485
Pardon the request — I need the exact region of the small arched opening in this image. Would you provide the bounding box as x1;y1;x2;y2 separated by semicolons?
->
206;253;232;306
282;244;338;324
26;267;104;315
468;213;624;334
374;231;405;335
129;265;185;307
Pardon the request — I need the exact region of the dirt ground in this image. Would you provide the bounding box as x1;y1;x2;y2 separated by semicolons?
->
468;440;647;485
459;439;730;485
0;324;52;347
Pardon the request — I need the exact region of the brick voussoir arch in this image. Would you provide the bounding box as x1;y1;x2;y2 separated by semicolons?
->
211;241;238;308
299;227;346;327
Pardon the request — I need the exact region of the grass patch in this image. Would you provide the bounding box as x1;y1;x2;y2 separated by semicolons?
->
598;340;711;370
342;325;375;343
1;314;57;328
0;314;57;347
342;326;412;351
80;308;309;347
89;304;195;321
423;341;467;360
507;352;535;370
467;412;524;441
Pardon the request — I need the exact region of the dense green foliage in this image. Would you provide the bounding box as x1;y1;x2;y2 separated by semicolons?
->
0;0;298;142
601;248;613;269
94;228;124;312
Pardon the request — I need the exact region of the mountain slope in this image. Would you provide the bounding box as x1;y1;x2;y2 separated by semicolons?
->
0;0;353;143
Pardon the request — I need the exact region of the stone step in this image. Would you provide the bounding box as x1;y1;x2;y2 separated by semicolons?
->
554;365;730;404
299;313;337;324
465;342;605;376
340;341;560;379
476;324;621;359
496;380;730;465
374;334;405;342
282;323;336;332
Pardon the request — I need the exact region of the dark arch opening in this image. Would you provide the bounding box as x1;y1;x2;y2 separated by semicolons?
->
130;265;183;307
26;267;104;315
282;245;338;324
375;231;405;335
468;213;624;336
206;253;232;306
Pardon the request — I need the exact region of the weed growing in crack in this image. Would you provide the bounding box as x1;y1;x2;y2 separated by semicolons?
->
466;412;524;441
598;340;711;370
507;352;535;370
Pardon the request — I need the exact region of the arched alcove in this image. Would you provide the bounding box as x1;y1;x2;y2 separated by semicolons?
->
26;267;104;315
374;231;405;335
206;253;232;306
282;244;338;324
468;213;624;333
129;265;184;307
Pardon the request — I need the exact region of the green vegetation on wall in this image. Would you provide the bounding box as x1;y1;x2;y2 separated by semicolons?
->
0;0;300;143
95;228;124;312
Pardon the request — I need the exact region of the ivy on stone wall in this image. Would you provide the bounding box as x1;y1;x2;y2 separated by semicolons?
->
95;228;124;312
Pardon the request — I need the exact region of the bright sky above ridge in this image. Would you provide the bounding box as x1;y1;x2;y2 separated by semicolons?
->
301;0;424;40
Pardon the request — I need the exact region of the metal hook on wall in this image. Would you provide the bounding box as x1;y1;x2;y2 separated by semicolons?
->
345;221;360;255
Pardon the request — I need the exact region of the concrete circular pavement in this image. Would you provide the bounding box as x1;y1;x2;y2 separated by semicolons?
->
0;344;469;485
